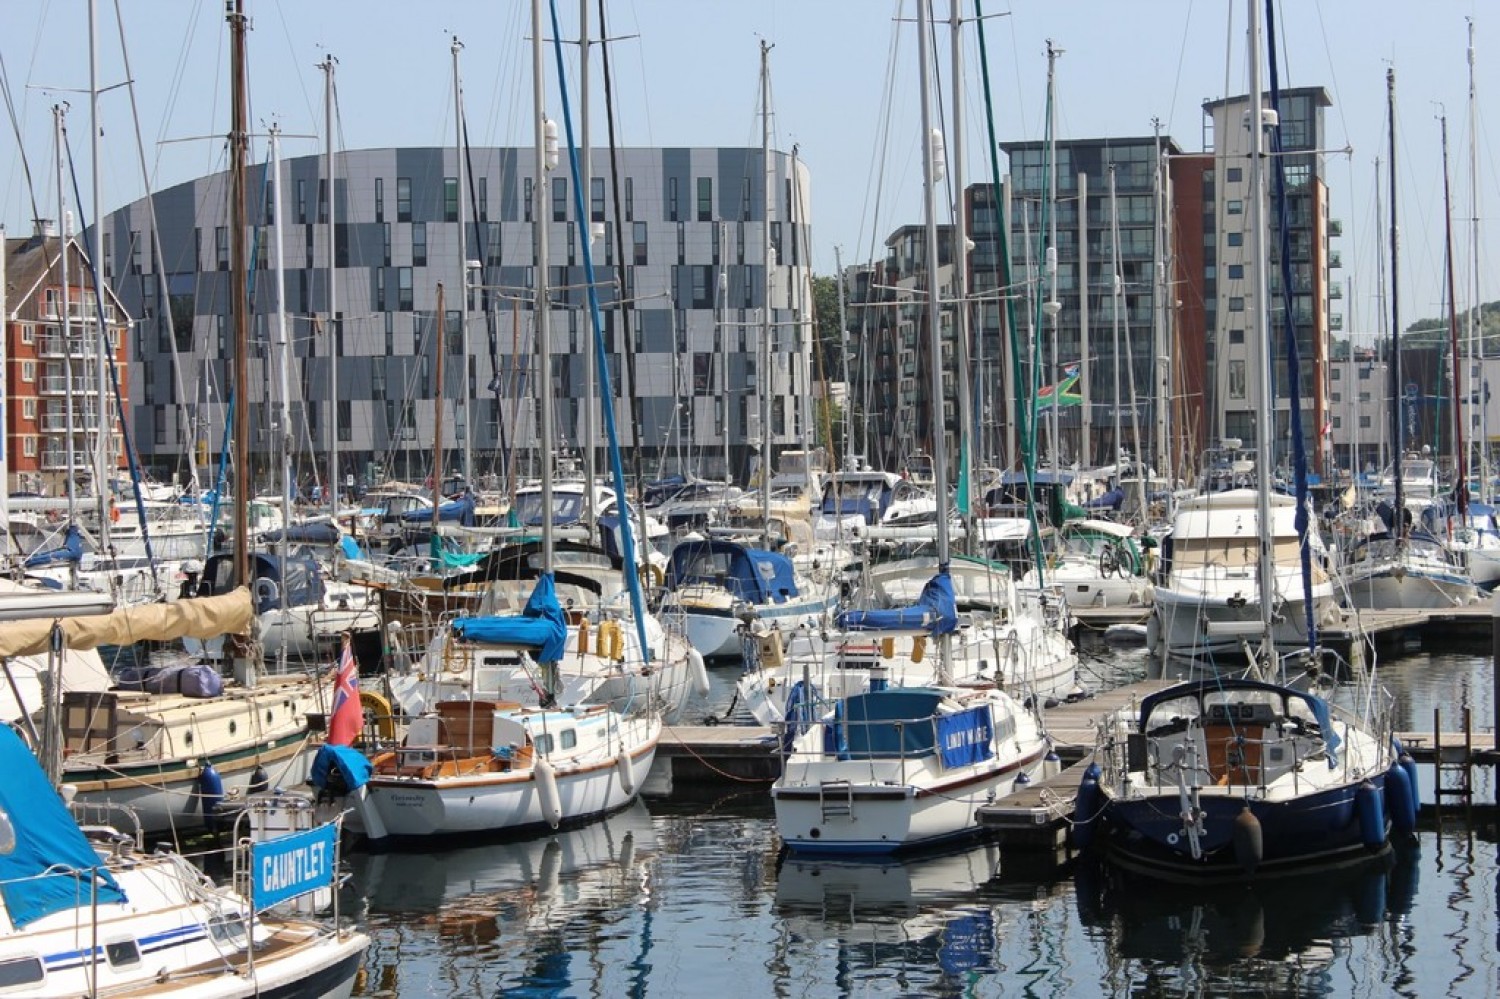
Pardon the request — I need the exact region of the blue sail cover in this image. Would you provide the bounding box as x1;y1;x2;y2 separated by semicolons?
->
399;493;476;526
836;571;959;634
0;725;125;927
666;538;800;604
450;572;568;662
23;523;84;568
823;689;944;760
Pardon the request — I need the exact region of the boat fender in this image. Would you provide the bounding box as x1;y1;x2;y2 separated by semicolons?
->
1356;781;1386;849
911;635;926;663
197;763;225;832
1398;752;1419;809
688;648;711;698
247;764;270;798
1385;761;1417;836
1044;750;1062;780
1232;806;1262;874
1145;613;1160;654
535;756;562;829
615;748;637;796
1071;763;1103;851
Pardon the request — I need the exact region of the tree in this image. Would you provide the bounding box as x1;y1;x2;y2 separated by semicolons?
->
809;274;845;381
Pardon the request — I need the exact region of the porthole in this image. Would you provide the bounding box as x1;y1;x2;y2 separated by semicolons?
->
228;721;237;736
183;731;193;746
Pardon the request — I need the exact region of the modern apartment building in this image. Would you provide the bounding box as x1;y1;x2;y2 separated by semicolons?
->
99;146;813;491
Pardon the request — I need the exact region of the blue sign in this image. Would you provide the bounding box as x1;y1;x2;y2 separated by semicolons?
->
251;822;337;910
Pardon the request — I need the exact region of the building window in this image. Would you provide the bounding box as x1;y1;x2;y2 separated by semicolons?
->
385;311;395;356
318;178;328;224
338;399;351;442
216;227;229;271
1226;231;1244;247
624;177;634;221
23;437;36;458
383;223;392;267
20;361;34;383
677;223;686;265
372;361;386;400
397;177;412;222
1226;199;1243;215
1228;328;1244;344
1226;166;1243;182
20;324;33;345
1228;359;1246;399
1227;264;1244;280
444;178;459;222
524;178;534;223
741;177;752;220
668;177;679;222
478;177;489;221
397;268;413;311
375;269;387;311
697;176;713;221
130;231;142;274
1359;414;1372;429
412;223;427;266
1228;297;1245;312
375;177;385;222
21;398;35;420
632;222;648;265
297;179;307;224
591;177;605;222
551;177;567;223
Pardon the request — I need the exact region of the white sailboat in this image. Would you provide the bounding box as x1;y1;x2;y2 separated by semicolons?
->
771;3;1051;855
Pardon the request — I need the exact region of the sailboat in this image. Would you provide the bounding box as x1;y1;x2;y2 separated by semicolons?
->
309;0;659;846
1079;3;1405;878
771;2;1050;855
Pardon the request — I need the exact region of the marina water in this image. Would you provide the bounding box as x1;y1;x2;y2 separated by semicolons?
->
341;646;1498;997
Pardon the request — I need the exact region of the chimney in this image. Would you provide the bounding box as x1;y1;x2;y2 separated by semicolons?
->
31;219;57;239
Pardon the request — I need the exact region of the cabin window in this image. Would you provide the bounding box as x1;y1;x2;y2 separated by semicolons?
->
209;913;248;944
105;940;141;969
535;733;554;755
561;729;577;750
0;957;43;988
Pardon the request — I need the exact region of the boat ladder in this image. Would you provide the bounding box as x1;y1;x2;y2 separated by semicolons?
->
820;780;854;821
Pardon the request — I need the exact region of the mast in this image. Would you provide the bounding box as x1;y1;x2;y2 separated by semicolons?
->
88;0;111;548
55;106;78;528
720;223;731;481
1247;0;1277;664
431;283;446;539
950;0;976;531
321;56;339;520
759;40;774;543
1043;40;1063;477
578;0;598;532
1152;117;1171;483
918;0;953;683
228;0;250;592
453;36;473;490
1440;113;1468;522
1467;19;1488;501
533;0;555;574
1108;165;1124;464
270;126;293;644
1388;69;1405;536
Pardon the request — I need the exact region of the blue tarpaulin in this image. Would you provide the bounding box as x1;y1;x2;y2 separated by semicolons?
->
666;537;800;604
24;523;84;568
309;743;373;793
0;725;125;927
399;493;476;526
450;572;569;662
836;571;958;634
822;689;944;760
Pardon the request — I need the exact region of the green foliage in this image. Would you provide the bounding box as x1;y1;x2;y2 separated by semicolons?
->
1403;300;1500;353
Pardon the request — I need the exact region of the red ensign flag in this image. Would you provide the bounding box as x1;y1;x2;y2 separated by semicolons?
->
328;640;361;746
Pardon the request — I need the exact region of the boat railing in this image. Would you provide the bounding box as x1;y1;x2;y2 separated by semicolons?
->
67;794;145;851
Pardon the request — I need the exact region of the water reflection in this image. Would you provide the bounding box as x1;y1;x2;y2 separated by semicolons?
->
345;802;656;997
1075;845;1420;996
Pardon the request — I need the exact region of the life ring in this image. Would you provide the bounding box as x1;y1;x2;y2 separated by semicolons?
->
638;562;666;590
358;690;396;742
252;577;280;607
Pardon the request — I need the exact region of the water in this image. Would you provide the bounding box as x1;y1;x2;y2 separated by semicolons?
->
341;650;1500;997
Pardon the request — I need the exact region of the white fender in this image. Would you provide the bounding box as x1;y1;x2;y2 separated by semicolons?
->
615;747;637;796
535;756;562;829
538;839;562;894
688;647;711;698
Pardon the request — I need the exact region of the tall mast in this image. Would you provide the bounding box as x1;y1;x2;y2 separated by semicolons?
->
1388;69;1405;535
452;37;473;488
578;0;598;531
270;126;293;636
533;0;555;573
1247;0;1277;664
1467;19;1487;501
431;283;446;538
918;0;953;684
759;40;774;542
1152;117;1171;482
88;0;111;548
55;106;77;525
1108;165;1124;462
720;223;731;481
1440;114;1468;521
228;0;250;591
1044;39;1063;477
321;56;339;520
950;0;976;532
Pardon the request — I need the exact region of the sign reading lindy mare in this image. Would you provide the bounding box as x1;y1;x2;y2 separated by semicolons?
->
251;822;337;909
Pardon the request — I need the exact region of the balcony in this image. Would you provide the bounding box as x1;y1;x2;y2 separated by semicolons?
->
1328;251;1343;268
41;449;91;471
37;335;93;359
41;412;102;434
40;376;100;397
1330;315;1344;331
1328;219;1343;237
1329;283;1343;300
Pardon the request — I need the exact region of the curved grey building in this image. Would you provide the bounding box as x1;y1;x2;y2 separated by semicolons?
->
101;146;814;492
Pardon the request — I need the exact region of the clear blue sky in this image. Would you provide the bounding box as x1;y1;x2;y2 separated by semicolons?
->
1;0;1493;336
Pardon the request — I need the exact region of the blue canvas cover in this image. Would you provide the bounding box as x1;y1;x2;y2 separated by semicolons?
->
450;572;569;662
399;493;476;526
936;705;995;768
309;743;373;793
260;521;341;546
666;538;800;604
822;689;944;760
0;725;125;927
836;571;958;634
23;523;84;568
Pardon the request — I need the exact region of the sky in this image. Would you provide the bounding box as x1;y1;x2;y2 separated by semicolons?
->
2;0;1497;339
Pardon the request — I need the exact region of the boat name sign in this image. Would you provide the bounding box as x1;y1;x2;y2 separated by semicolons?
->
251;822;337;910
